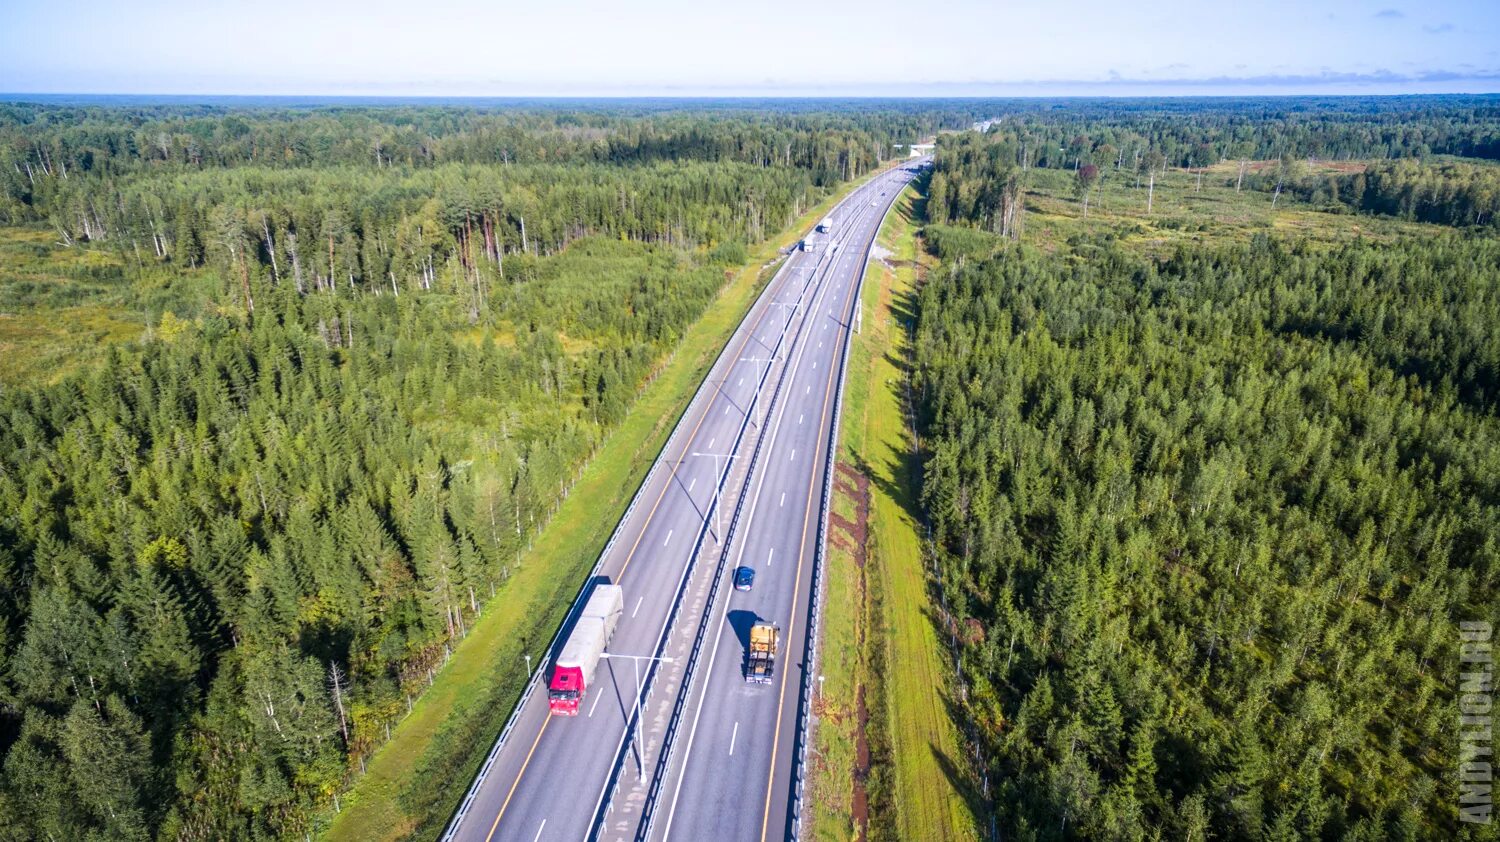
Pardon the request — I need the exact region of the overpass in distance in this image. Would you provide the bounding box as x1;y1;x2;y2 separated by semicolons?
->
443;156;930;842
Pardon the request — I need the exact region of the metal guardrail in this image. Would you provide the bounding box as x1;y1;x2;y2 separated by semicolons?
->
629;232;843;842
787;172;913;840
442;248;802;841
626;164;904;841
587;244;836;837
443;165;908;842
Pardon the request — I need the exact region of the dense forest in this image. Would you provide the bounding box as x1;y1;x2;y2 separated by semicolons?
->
4;95;1500;841
0;102;982;840
0;103;973;220
1246;158;1500;228
965;96;1500;169
914;115;1500;839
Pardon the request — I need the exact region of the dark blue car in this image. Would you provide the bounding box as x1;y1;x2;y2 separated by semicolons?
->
734;566;755;591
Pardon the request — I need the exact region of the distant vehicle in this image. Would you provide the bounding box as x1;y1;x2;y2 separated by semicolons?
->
816;216;833;233
734;566;755;591
548;584;624;715
800;234;817;252
869;200;877;207
745;622;779;684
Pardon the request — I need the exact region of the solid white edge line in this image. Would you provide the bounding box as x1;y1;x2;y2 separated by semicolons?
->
657;178;858;840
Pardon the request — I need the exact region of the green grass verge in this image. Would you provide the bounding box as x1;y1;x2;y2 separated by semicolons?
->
809;182;980;842
321;170;893;842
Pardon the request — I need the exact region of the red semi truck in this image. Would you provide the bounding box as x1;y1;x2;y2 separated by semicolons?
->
547;584;624;715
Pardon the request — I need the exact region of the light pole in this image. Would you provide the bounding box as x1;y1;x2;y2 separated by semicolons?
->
690;451;738;540
763;299;799;354
523;653;531;677
601;652;675;776
739;355;774;426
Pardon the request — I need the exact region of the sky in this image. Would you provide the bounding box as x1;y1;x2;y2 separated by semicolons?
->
1;0;1498;97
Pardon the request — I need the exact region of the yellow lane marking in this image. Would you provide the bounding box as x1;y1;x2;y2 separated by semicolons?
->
756;182;882;834
759;201;871;842
481;216;825;836
486;716;551;842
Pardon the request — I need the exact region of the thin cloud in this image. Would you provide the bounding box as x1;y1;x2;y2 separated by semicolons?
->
992;68;1500;87
1424;23;1455;34
847;67;1500;94
1374;8;1405;19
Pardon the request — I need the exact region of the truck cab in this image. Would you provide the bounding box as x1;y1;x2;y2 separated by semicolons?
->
547;665;584;711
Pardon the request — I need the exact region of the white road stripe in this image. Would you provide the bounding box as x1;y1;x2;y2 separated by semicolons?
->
729;721;739;756
780;492;786;507
768;548;775;567
534;820;547;841
588;686;603;717
657;172;884;838
689;477;697;492
664;529;674;547
633;597;644;618
791;449;796;462
709;438;715;448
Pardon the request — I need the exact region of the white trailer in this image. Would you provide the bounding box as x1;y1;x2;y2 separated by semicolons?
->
548;584;624;714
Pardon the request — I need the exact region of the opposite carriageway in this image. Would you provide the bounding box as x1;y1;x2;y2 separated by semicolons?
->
442;160;923;842
649;162;923;842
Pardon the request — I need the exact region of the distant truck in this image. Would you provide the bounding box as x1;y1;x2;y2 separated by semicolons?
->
548;584;624;715
800;233;818;252
745;622;779;684
816;216;833;234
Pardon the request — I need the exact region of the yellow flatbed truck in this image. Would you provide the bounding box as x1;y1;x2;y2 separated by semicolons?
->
745;622;779;684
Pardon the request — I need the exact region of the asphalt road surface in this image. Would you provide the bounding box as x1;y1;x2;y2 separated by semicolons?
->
443;158;926;842
651;162;923;842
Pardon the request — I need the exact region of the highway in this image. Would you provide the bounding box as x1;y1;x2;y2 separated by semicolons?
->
649;162;922;842
442;157;926;842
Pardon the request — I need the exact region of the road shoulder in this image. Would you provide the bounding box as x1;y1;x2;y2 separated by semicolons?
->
808;182;981;842
323;182;872;842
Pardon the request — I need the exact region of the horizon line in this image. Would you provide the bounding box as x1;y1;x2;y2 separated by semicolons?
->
4;89;1500;102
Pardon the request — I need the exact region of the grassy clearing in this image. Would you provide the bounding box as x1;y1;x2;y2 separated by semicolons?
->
0;305;145;385
809;182;980;842
0;224;218;386
1013;160;1436;257
322;172;886;842
0;226;140;385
